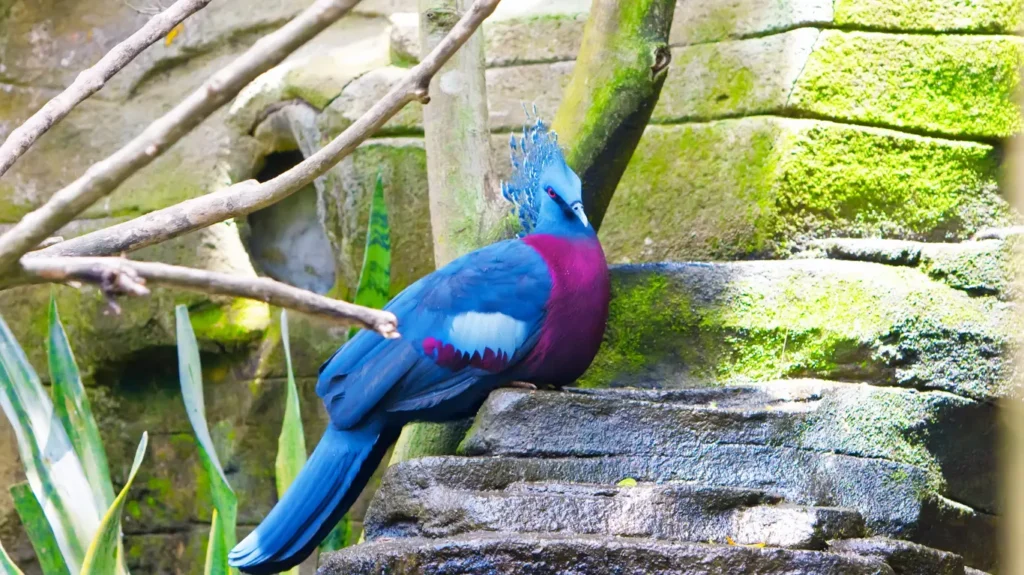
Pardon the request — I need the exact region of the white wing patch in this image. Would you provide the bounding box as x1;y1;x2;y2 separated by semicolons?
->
449;312;529;358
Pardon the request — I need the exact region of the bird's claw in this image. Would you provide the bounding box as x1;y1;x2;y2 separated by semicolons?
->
508;381;537;390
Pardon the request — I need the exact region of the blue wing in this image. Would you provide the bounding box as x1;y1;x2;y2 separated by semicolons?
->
316;239;552;429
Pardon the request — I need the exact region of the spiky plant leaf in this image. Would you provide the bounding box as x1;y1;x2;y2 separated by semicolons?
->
275;310;307;494
0;315;102;573
0;537;25;575
175;306;237;575
349;173;391;338
273;311;307;575
80;433;147;575
9;483;69;575
202;510;228;575
48;298;115;511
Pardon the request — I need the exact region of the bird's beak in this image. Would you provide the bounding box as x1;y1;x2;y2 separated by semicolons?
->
571;202;589;228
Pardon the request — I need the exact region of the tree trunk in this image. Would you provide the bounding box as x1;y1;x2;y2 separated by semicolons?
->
389;0;500;465
552;0;676;231
420;0;505;266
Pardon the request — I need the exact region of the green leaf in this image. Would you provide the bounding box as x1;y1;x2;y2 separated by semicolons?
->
202;510;228;575
80;433;147;575
9;483;70;575
349;172;392;338
48;298;115;511
616;478;638;487
0;314;102;572
274;311;307;575
275;310;307;496
175;306;237;575
0;537;25;575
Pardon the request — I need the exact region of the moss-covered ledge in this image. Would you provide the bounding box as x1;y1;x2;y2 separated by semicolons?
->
579;261;1014;401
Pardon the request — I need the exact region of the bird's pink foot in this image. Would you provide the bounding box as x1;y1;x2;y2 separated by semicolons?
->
507;381;537;390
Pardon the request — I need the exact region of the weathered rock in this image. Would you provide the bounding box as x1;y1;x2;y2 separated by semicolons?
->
832;0;1023;33
807;238;1015;298
669;0;1022;46
228;17;391;132
367;472;865;549
321;61;573;133
829;537;964;575
319;532;896;575
655;30;1022;140
372;452;931;542
789;31;1023;139
388;5;587;67
654;29;820;122
600;118;1006;262
461;385;996;513
312;138;436;300
486;62;573;129
584;261;1012;401
670;0;832;45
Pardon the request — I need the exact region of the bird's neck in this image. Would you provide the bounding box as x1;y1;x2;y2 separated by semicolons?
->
531;220;596;240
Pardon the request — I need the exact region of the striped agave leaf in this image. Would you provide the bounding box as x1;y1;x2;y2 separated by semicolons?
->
9;483;69;575
349;172;392;339
80;433;147;575
0;315;103;573
0;537;25;575
47;298;115;512
273;311;306;575
175;306;238;575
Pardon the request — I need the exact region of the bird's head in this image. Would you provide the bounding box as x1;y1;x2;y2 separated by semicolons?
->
502;116;592;236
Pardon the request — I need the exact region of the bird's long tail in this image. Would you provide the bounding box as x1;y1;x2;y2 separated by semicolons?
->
228;418;391;574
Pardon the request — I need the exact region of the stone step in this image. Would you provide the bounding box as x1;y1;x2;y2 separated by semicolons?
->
829;538;966;575
454;386;996;570
318;532;896;575
366;475;865;550
462;384;994;513
369;454;932;541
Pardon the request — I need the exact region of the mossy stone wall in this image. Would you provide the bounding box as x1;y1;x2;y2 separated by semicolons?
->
0;0;1020;572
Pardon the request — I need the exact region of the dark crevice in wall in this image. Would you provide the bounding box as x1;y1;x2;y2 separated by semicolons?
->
243;150;336;294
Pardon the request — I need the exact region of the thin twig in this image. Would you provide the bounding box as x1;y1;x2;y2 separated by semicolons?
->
0;0;213;179
30;0;502;261
0;0;363;274
20;257;400;337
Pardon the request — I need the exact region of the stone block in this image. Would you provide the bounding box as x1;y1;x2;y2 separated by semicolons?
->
789;31;1023;139
321;532;895;575
670;0;832;46
829;537;964;575
833;0;1023;33
669;0;1022;46
584;261;1012;401
462;384;997;513
367;473;865;549
654;29;819;123
600;118;1005;262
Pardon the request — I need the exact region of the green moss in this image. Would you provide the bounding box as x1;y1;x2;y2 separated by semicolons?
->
188;298;270;345
919;240;1011;295
834;0;1023;33
582;263;1006;399
578;272;694;387
776;120;1004;240
789;31;1023;139
602;118;1006;264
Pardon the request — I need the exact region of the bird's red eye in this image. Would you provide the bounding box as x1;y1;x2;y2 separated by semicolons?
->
546;187;557;198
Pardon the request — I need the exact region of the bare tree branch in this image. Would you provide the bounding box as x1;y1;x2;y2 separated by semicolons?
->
28;0;503;262
20;256;400;337
0;0;363;274
0;0;213;179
